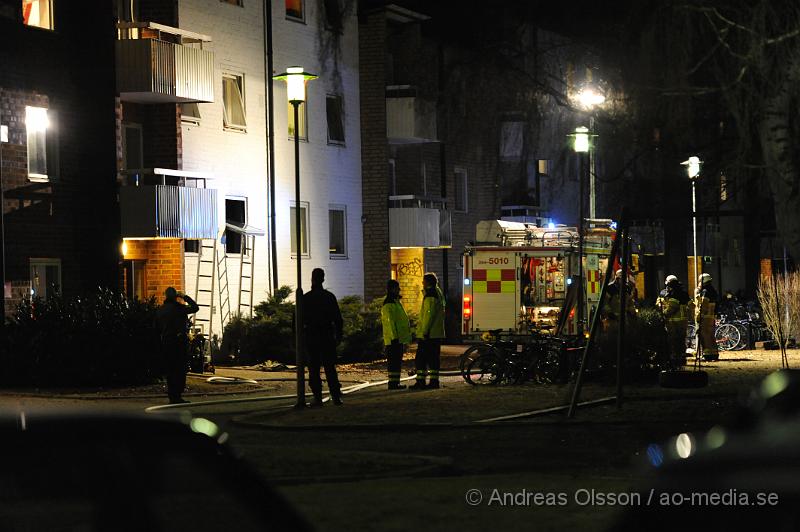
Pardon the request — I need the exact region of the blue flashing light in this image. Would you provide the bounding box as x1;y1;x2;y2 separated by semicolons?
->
609;221;618;230
646;444;664;468
566;278;573;285
464;278;471;286
547;222;556;229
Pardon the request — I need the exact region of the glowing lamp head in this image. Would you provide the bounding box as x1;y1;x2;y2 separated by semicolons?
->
577;88;606;109
573;126;590;153
681;156;701;179
273;66;318;103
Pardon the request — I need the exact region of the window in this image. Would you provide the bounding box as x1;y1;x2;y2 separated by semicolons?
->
500;121;524;161
122;259;146;301
421;163;428;196
720;173;729;202
225;198;246;254
289;202;309;256
286;0;303;21
288;97;307;140
323;0;342;32
222;74;246;131
220;0;243;5
454;168;468;212
329;205;347;258
181;103;201;126
25;106;48;180
23;0;52;30
122;123;143;170
30;258;60;299
326;94;345;144
184;240;199;254
537;159;550;175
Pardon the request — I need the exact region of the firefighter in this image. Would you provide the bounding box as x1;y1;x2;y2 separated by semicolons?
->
604;269;636;322
412;272;446;390
695;273;719;361
656;275;690;368
381;279;412;390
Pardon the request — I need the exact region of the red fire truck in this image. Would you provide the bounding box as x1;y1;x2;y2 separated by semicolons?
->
461;220;615;340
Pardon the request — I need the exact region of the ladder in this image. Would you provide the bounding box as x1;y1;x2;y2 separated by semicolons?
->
238;234;256;318
192;238;217;337
192;235;231;337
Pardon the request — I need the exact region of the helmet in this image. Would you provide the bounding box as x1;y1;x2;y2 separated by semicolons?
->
699;273;712;284
615;269;623;278
665;275;678;285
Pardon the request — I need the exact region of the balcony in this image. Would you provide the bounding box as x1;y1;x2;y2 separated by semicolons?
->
386;86;437;143
116;22;214;104
388;195;451;248
119;169;218;239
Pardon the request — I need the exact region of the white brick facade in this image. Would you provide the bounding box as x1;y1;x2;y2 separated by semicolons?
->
178;0;363;330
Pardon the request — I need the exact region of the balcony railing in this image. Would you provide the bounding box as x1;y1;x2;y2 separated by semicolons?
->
386;85;437;143
388;195;451;248
116;22;214;103
119;169;217;239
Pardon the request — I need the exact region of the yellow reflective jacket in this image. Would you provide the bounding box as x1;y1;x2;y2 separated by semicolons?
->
381;298;412;346
417;286;446;339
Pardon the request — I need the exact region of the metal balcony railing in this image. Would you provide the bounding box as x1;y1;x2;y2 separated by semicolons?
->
116;22;214;103
388;195;451;248
119;169;217;239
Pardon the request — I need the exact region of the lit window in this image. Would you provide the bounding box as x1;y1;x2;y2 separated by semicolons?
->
288;94;307;140
25;106;48;180
719;173;729;202
329;205;347;257
286;0;303;21
326;94;345;144
22;0;53;30
290;202;309;256
222;74;246;131
454;168;468;212
537;159;550;175
30;258;61;299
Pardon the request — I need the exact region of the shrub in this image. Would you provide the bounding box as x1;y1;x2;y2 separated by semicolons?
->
1;289;161;387
338;296;384;362
595;305;668;382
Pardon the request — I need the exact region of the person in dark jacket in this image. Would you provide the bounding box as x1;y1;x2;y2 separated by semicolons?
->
155;287;199;404
302;268;344;406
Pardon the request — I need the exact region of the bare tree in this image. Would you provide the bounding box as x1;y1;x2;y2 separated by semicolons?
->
757;271;798;368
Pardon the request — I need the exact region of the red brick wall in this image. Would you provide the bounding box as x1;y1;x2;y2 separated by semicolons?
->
122;239;184;300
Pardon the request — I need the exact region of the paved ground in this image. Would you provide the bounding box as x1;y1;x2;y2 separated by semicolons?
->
1;346;796;531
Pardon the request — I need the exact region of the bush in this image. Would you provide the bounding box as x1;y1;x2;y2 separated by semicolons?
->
596;306;668;382
220;289;387;365
1;288;161;387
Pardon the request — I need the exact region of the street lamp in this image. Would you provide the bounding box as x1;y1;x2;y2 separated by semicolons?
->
681;156;701;292
274;66;317;409
572;126;590;339
575;88;605;219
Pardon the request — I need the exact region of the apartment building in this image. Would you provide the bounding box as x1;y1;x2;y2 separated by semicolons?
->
1;0;364;334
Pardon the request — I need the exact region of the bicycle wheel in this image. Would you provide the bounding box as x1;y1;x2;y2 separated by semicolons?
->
715;323;740;351
534;341;566;384
463;352;505;385
459;344;493;374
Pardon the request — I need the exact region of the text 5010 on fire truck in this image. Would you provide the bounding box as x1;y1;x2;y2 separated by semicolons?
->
461;220;615;339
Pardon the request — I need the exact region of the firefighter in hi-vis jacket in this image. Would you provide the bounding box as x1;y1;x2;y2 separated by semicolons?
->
695;273;719;361
381;279;412;390
656;275;690;368
412;273;446;390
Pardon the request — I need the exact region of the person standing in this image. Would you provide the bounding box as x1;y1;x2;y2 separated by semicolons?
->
656;275;690;368
155;287;199;404
302;268;344;406
381;279;411;390
695;273;719;361
412;273;446;390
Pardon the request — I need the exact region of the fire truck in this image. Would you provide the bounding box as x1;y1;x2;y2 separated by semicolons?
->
461;220;615;340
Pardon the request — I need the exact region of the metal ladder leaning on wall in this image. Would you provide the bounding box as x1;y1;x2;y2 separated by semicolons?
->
237;234;256;318
192;235;231;338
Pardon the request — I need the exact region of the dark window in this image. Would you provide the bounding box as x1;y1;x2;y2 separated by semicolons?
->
123;124;143;170
184;240;199;253
329;206;346;257
290;203;309;256
326;95;345;144
122;260;146;301
323;0;342;32
225;199;246;254
220;0;243;5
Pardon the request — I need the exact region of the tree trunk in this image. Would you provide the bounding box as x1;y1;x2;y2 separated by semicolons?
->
758;81;800;265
